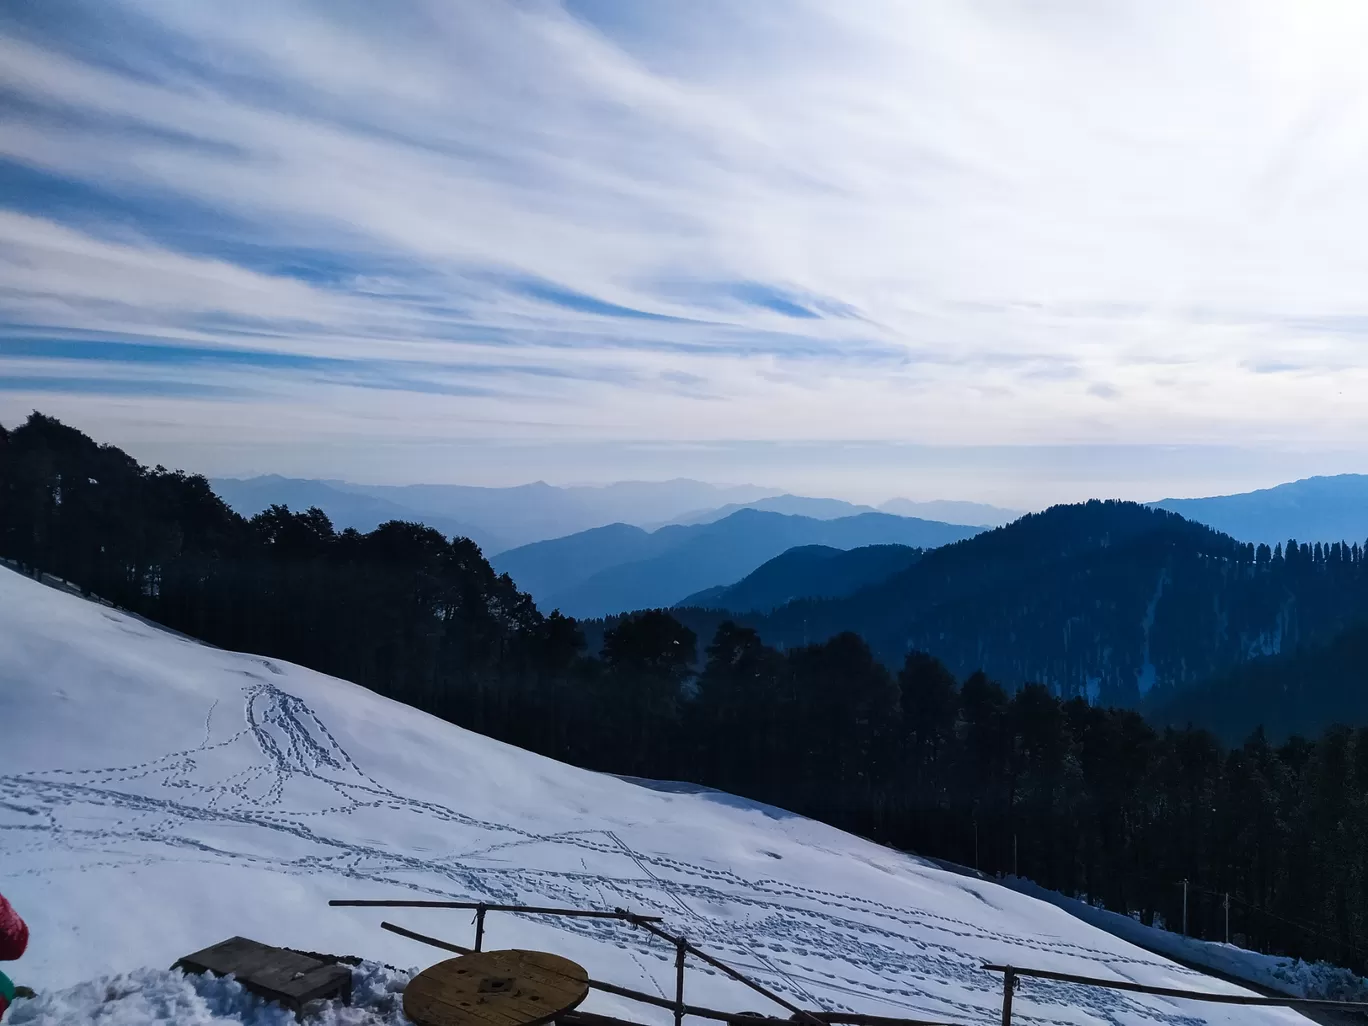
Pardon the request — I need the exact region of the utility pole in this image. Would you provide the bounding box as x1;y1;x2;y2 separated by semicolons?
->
1181;879;1188;936
974;820;979;872
1013;834;1018;878
1224;893;1230;945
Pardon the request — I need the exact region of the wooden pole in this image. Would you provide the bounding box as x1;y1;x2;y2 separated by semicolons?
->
475;904;487;952
675;939;687;1026
999;968;1015;1026
330;899;662;922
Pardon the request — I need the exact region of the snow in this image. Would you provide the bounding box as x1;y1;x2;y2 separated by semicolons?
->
1003;876;1368;1003
0;566;1308;1025
7;961;412;1026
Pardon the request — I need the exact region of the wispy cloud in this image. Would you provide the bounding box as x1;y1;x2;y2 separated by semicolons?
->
2;0;1368;494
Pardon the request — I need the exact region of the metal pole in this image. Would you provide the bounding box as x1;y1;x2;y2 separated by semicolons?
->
1224;893;1229;945
1182;880;1188;936
1000;968;1015;1026
675;939;687;1026
475;904;486;952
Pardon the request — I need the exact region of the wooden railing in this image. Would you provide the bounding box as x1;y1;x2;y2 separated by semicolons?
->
983;962;1368;1024
331;899;960;1026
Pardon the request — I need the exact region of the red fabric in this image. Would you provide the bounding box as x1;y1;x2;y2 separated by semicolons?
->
0;896;26;961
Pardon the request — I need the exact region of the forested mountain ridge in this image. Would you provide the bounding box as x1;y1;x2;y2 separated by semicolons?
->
674;501;1368;707
678;543;923;614
1149;620;1368;744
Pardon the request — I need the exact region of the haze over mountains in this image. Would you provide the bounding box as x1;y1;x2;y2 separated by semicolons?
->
215;472;1368;562
667;494;1023;528
213;476;776;554
491;510;979;618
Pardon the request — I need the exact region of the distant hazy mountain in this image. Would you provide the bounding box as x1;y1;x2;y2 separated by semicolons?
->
212;475;506;553
493;509;981;618
877;498;1023;527
670;494;880;526
488;523;665;603
671;494;1023;529
678;543;924;614
212;477;775;553
1149;475;1368;545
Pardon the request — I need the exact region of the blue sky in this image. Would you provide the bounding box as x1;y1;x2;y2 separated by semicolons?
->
2;0;1368;505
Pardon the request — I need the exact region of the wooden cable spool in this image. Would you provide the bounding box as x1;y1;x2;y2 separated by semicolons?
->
403;949;591;1026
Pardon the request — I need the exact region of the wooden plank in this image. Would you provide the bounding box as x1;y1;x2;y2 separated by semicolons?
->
176;936;351;1012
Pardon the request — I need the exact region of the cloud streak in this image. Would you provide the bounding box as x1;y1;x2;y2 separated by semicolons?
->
2;0;1368;495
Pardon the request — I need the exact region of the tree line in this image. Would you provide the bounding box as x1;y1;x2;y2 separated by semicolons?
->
3;412;1366;971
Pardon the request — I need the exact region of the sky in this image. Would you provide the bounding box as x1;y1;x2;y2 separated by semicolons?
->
3;0;1368;506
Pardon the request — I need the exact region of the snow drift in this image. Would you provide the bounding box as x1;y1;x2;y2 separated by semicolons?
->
0;566;1303;1024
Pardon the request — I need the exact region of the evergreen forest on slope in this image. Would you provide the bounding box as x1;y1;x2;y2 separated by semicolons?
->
4;411;1368;972
665;503;1368;707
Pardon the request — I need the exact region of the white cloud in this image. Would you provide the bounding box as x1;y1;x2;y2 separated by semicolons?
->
3;0;1368;496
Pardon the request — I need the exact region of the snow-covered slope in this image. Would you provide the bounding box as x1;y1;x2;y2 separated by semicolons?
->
0;567;1303;1025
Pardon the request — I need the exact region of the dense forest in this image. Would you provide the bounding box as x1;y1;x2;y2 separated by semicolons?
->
1150;621;1368;745
3;412;1367;972
666;501;1368;707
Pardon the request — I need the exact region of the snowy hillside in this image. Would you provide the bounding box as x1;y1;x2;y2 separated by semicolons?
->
0;566;1304;1025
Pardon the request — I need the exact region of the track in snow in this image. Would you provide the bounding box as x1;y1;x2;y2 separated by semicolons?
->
0;569;1300;1025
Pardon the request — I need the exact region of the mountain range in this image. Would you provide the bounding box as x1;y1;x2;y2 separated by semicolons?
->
1148;474;1368;545
212;476;1021;553
667;494;1023;527
492;510;981;618
212;470;1368;570
212;476;777;554
660;500;1368;709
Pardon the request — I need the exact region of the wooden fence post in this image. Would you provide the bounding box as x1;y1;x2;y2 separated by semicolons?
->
474;904;487;952
675;939;687;1026
1000;968;1015;1026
